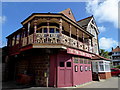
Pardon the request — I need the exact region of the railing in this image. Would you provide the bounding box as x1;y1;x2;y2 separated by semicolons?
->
36;33;60;44
28;34;34;44
22;33;92;52
22;37;27;46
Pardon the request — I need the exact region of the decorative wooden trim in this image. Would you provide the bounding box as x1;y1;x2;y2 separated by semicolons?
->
33;19;37;43
69;24;71;37
59;18;62;35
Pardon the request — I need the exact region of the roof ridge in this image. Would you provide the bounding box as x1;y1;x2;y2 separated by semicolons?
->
77;15;93;22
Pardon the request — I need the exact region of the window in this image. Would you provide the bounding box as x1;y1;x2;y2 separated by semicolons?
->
56;29;59;33
75;65;78;72
50;28;54;33
8;39;12;47
67;62;71;67
16;34;20;44
80;65;83;72
12;36;15;46
85;66;87;71
88;66;91;71
99;62;104;71
68;10;71;15
44;28;47;33
88;60;91;64
36;28;42;33
23;30;27;37
84;59;87;64
74;57;78;63
105;62;110;71
60;62;64;67
80;59;83;64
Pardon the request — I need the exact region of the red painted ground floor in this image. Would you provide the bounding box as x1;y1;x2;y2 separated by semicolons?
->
5;48;93;87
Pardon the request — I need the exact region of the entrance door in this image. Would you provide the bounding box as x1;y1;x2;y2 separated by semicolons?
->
57;53;72;87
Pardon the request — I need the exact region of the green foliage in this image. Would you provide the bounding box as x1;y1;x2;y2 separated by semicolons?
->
99;49;110;59
115;65;120;69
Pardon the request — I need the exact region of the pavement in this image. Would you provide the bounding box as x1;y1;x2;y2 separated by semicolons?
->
1;77;119;90
77;77;119;88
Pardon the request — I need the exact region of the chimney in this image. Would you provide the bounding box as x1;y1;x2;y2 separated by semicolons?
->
117;46;119;48
112;47;113;50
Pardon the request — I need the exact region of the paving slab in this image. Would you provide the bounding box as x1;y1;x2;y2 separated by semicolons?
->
1;77;119;90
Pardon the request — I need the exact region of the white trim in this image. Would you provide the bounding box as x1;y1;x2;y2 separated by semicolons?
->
98;71;111;73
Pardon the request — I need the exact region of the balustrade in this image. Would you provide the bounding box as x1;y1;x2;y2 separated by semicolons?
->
22;33;92;52
28;34;34;44
78;41;83;50
84;44;89;51
22;37;27;46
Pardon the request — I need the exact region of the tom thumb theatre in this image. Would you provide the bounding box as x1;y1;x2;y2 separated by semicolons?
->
3;8;111;87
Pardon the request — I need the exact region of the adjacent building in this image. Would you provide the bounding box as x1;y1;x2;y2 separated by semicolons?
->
110;46;120;66
5;8;104;87
92;54;111;80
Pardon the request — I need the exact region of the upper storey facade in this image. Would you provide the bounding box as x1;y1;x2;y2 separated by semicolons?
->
6;8;99;56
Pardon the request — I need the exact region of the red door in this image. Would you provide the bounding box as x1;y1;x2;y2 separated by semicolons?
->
57;53;72;87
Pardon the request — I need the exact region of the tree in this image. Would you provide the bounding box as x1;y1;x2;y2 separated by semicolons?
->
99;49;110;59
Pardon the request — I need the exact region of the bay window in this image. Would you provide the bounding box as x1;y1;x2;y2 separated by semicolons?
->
36;26;59;34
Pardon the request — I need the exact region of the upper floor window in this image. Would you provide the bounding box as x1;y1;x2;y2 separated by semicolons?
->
23;30;27;37
16;34;20;44
56;28;59;33
12;36;15;46
44;28;47;33
36;28;42;33
50;28;54;33
36;26;59;33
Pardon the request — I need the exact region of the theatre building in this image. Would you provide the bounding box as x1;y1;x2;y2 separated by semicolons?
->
5;8;100;87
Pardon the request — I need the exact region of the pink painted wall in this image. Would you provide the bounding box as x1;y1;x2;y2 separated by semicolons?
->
73;61;92;86
57;51;72;87
49;51;92;87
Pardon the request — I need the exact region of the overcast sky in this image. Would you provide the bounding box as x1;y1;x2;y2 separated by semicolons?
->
1;0;119;52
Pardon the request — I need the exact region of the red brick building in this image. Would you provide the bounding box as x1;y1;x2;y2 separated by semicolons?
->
5;8;100;87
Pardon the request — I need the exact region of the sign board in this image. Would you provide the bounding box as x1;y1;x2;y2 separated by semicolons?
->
67;48;92;58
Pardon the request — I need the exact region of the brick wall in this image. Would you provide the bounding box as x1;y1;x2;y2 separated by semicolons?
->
99;72;111;79
16;54;49;86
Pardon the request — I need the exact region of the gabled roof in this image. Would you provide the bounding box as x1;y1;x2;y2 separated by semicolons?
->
77;15;93;29
112;46;120;52
59;8;76;22
92;54;110;61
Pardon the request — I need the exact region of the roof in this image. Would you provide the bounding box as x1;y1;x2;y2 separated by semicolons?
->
112;46;120;52
92;54;110;61
7;8;95;38
59;8;76;22
77;15;93;29
6;28;23;38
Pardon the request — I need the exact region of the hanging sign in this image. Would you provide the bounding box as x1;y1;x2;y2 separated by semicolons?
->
67;48;92;58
